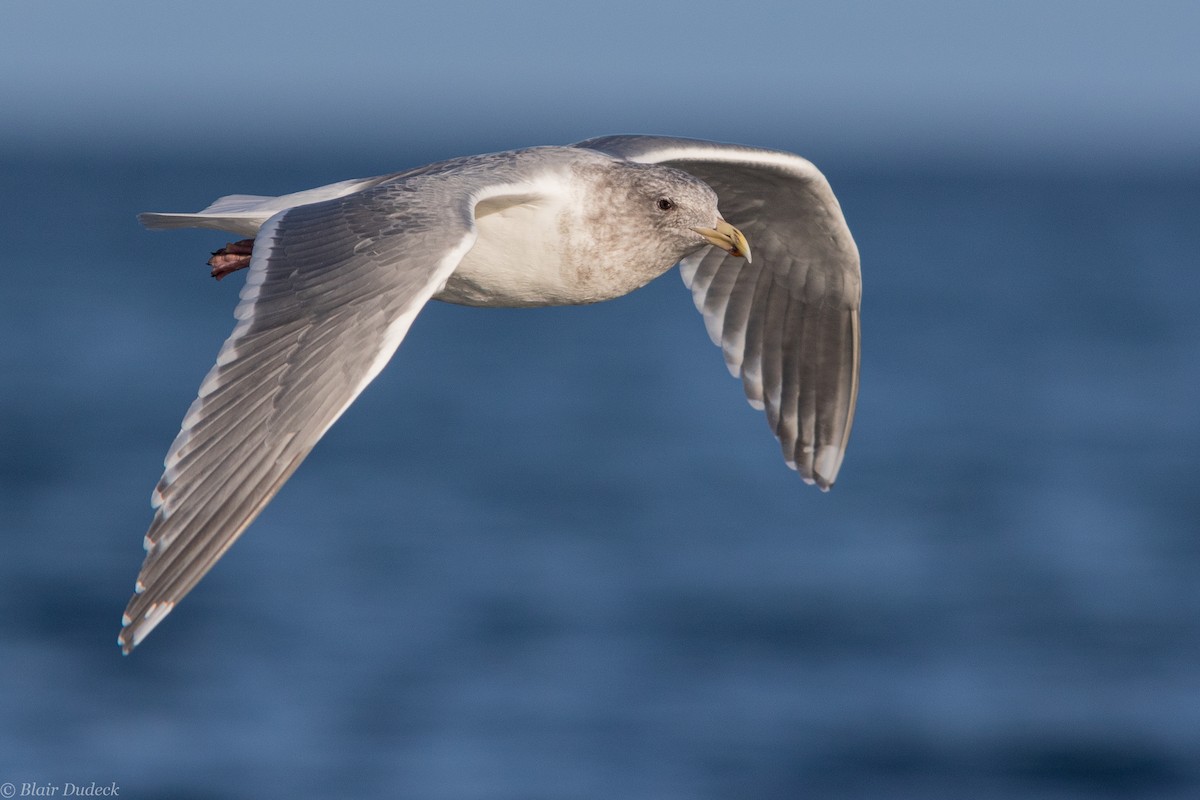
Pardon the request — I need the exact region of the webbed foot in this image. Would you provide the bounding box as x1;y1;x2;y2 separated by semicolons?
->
207;239;255;280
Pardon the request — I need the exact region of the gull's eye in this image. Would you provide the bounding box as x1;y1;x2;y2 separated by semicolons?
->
656;198;675;211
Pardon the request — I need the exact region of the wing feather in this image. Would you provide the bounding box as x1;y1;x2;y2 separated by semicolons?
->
119;184;478;652
576;135;862;489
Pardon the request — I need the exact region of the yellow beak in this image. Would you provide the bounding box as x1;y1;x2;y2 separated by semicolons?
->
692;219;752;263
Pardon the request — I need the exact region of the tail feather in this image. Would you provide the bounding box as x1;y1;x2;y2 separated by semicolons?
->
137;211;269;236
138;176;392;237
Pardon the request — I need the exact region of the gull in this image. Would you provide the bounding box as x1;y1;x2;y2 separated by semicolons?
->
119;135;861;653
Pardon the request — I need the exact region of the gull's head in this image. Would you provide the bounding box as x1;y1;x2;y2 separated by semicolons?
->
610;163;752;267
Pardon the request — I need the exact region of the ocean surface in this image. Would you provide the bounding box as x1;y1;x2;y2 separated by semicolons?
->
1;147;1198;799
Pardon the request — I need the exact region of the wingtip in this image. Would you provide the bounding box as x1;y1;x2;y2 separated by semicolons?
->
118;599;176;655
795;464;836;492
807;468;836;492
813;446;843;491
118;622;135;655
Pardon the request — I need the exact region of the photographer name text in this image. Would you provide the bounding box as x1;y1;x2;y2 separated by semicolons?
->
1;783;119;798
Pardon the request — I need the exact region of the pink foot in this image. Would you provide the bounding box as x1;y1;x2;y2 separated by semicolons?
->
207;239;255;280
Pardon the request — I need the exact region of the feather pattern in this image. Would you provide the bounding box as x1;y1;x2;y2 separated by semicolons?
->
576;136;862;489
120;183;479;652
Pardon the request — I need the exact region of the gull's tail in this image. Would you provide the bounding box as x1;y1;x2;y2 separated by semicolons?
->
138;176;391;237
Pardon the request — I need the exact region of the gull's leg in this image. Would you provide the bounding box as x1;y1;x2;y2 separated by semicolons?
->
207;239;255;280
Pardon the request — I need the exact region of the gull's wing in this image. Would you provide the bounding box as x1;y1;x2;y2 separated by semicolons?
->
575;136;861;489
120;181;484;653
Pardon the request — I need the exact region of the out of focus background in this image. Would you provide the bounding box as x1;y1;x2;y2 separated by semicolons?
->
2;1;1198;797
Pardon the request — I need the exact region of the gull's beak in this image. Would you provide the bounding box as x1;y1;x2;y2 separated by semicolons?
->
691;219;752;263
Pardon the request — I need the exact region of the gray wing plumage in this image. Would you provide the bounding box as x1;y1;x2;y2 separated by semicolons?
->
119;183;478;653
575;135;861;489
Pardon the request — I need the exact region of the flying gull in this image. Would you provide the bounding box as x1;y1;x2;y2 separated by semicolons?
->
119;135;862;653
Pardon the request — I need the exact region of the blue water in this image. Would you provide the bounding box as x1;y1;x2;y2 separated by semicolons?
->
2;148;1198;798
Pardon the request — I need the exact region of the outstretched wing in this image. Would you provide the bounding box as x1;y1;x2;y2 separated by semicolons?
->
120;183;479;652
575;136;861;489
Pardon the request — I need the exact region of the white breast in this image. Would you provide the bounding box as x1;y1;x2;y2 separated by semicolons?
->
436;189;599;307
